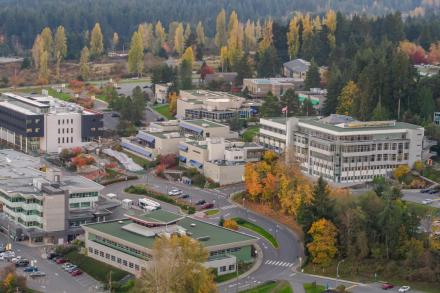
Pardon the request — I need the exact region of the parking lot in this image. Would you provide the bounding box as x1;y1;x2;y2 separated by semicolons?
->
0;233;102;293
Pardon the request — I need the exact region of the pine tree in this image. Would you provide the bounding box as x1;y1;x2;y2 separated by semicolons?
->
179;60;192;90
323;65;343;115
90;23;104;58
215;9;227;49
304;60;320;90
324;10;337;49
417;86;435;120
128;31;144;76
280;88;300;116
79;47;90;81
54;26;67;80
260;91;281;117
174;23;185;56
257;45;279;77
371;102;391;121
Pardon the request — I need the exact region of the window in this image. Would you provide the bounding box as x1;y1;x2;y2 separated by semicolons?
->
58;120;60;125
111;256;116;262
123;260;128;266
71;119;73;124
99;251;104;257
105;253;110;259
117;258;122;264
71;128;73;133
58;129;60;134
62;137;65;143
228;265;235;271
220;266;226;272
129;262;134;268
88;247;93;253
94;249;99;255
58;138;60;144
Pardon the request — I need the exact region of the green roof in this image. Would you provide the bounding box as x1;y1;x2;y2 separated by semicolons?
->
298;94;320;105
84;211;257;249
130;210;184;224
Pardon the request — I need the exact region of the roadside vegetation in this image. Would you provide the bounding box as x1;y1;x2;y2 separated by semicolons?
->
303;283;325;293
232;217;279;248
239;280;292;293
205;209;220;216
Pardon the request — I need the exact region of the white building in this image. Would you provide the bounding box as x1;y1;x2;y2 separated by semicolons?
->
0;92;103;154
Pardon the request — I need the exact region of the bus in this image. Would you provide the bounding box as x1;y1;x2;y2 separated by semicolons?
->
138;198;161;211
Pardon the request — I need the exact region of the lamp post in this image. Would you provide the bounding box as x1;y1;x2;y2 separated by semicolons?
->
336;259;345;288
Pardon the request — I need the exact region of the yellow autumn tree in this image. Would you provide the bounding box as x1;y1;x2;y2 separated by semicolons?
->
227;11;243;66
287;16;300;60
223;219;239;230
336;80;360;116
168;92;179;115
182;47;194;68
428;42;440;65
258;19;273;53
307;218;338;268
244;163;262;200
324;10;337;48
261;172;278;203
244;20;256;52
174;23;185;56
220;46;229;72
394;164;410;182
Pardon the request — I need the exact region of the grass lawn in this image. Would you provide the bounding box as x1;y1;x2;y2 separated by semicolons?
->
233;217;279;248
204;209;220;216
122;150;154;169
47;88;71;101
65;250;128;284
242;126;259;142
153;104;174;120
422;166;440;183
303;283;325;293
239;280;293;293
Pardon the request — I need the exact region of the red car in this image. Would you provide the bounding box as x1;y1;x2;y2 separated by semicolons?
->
70;269;83;276
201;203;214;210
382;283;394;290
55;258;68;264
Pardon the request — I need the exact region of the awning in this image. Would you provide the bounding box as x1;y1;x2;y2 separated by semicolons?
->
298;95;320;105
121;142;152;157
179;156;187;162
136;132;155;143
178;144;188;151
180;122;203;134
189;159;203;168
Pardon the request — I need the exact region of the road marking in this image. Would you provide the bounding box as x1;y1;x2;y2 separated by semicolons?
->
220;205;236;210
248;217;257;222
264;260;295;267
290;273;297;277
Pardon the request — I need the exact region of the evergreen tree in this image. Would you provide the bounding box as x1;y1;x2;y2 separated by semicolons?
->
417;86;435;121
179;59;192;90
256;45;279;77
260;91;281;117
304;60;320;90
371;102;391;120
323;65;344;115
279;88;300;116
233;54;253;84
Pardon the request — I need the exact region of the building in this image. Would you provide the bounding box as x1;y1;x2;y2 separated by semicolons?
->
415;64;440;77
154;84;170;104
263;114;424;184
283;59;311;78
82;210;257;276
204;72;238;85
179;137;263;185
177;90;259;122
0;149;105;244
242;78;303;98
0;92;103;154
258;117;289;153
297;88;327;112
434;112;440;125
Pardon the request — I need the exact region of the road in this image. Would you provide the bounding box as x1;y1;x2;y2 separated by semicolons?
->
0;233;102;293
103;174;411;293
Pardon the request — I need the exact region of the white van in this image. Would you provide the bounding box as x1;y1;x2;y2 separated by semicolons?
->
138;198;161;210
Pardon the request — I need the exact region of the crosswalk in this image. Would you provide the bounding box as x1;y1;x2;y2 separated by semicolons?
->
264;260;295;267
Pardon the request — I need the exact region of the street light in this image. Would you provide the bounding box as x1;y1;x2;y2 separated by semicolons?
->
336;259;345;288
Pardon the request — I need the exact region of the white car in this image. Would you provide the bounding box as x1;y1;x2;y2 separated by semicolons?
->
422;199;433;204
168;189;182;196
0;251;15;258
398;286;411;292
11;256;22;263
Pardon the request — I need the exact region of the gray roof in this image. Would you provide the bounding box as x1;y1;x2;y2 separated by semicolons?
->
283;59;311;73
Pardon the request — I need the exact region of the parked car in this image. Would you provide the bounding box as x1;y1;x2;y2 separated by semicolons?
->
201;203;214;209
56;258;68;264
196;199;206;205
168;188;182;196
428;189;438;194
30;271;46;278
156;117;165;122
111;112;120;117
66;265;78;273
11;256;23;263
23;266;39;273
398;286;411;292
70;269;83;276
381;283;394;290
61;263;73;269
47;252;61;260
180;194;190;199
421;188;431;193
15;259;30;267
422;199;434;204
0;251;15;258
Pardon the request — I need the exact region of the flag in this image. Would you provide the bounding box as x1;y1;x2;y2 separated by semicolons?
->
281;106;288;113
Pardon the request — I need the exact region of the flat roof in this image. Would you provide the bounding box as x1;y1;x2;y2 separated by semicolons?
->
84;210;257;249
183;119;227;128
261;117;288;125
128;210;183;224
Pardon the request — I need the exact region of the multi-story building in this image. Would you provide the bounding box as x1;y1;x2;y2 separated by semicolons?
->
177;90;259;122
243;78;304;98
154;83;170;104
0;92;103;154
258;117;289;153
262;114;424;184
179;137;263;185
82;210;257;276
0;149;104;244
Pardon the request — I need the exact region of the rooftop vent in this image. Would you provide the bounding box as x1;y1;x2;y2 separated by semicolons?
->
190;223;196;227
197;236;210;241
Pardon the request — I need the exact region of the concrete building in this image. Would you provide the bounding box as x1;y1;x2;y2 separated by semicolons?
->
154;84;170;104
177;90;259;122
283;59;310;78
297;88;327;112
258;117;289;153
0;149;104;244
82;210;257;276
179;137;264;185
242;78;303;98
260;114;424;184
434;112;440;125
0;92;103;154
204;72;238;85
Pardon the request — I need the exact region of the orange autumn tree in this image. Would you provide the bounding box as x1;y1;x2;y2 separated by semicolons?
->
244;163;262;200
307;218;338;268
223;219;239;230
261;172;278;203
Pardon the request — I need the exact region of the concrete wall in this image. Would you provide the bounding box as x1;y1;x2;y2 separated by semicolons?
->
42;113;84;153
203;162;244;185
156;136;184;156
42;192;68;233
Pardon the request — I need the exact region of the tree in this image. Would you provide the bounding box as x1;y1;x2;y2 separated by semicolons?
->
428;42;440;65
304;60;320;90
307;218;338;268
244;20;256;52
260;92;281;117
134;235;216;293
31;34;44;70
417;86;435;120
257;45;279;77
262;172;278;203
182;47;194;68
168;92;179;115
324;10;337;49
154;21;166;54
220;46;229;72
234;54;253;83
323;65;343;116
259;19;273;53
138;23;154;51
287;16;300;60
215;9;227;49
200;62;214;80
371;102;390;121
90;23;104;58
79;47;90;81
184;23;192;43
132;86;145;122
112;32;119;51
128;31;144;76
226;10;243;67
38;50;49;84
393;165;410;182
244;163;262;200
223;219;239;231
336;81;360;116
179;60;192;90
413;160;425;173
196;21;206;47
280;88;300;116
174;23;184;56
41;27;53;58
54;26;67;80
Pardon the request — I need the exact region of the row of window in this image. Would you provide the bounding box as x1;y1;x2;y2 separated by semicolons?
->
58;137;74;144
219;265;236;272
89;247;144;271
260;125;286;135
92;234;152;259
342;142;409;152
70;192;98;199
341;175;381;181
342;153;409;163
26;128;41;133
0;192;42;204
58;119;74;125
209;247;241;257
58;128;74;134
341;165;398;172
69;202;91;209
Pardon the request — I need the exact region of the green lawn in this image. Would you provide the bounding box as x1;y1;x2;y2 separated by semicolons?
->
233;217;279;248
47;88;71;101
242;126;259;142
205;209;220;216
153;104;174;120
303;283;325;293
239;280;293;293
65;250;128;284
122;150;153;169
422;166;440;183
